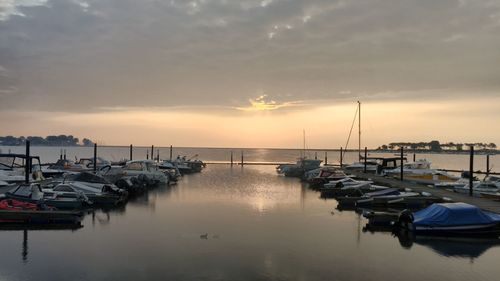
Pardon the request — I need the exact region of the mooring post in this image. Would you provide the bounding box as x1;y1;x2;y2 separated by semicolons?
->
157;149;160;162
413;153;416;162
469;146;474;197
60;149;63;160
129;144;133;161
230;151;233;166
25;140;30;183
93;143;97;173
146;150;149;160
486;154;490;178
241;150;244;166
315;152;317;160
63;149;66;160
151;145;154;161
325;151;328;165
364;147;368;173
169;145;173;161
340;147;343;168
400;147;404;181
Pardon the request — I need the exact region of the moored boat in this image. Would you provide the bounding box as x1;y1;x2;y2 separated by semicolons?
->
397;203;500;237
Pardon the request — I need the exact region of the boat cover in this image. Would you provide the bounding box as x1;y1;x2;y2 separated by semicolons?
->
366;188;399;197
413;203;500;227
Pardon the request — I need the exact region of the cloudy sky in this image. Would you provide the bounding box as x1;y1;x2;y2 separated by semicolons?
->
0;0;499;148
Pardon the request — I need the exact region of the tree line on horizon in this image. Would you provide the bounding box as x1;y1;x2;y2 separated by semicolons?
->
376;141;497;152
0;135;94;147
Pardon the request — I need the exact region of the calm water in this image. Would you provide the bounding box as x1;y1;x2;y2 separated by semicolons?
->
0;146;498;173
1;165;499;281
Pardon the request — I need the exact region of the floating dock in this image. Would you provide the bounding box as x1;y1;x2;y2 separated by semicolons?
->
349;171;500;214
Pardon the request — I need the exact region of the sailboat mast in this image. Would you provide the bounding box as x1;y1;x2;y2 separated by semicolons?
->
358;101;361;162
303;129;306;159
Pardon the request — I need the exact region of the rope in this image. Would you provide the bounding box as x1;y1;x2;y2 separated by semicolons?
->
343;104;359;160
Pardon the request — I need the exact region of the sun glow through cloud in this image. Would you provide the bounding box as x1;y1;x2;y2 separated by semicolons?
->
236;95;300;111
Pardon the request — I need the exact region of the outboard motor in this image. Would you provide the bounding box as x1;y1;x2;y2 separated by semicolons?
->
397;209;414;229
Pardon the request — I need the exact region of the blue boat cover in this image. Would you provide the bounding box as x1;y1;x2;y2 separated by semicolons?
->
413;203;500;227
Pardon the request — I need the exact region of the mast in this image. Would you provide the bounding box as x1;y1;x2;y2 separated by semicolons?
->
358;101;361;162
303;129;306;159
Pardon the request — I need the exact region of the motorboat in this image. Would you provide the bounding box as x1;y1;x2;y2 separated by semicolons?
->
397;203;500;237
276;158;322;178
4;183;90;210
43;182;127;206
41;159;85;178
453;181;500;197
320;180;388;198
0;199;83;225
383;159;458;184
106;160;168;186
0;154;45;183
344;157;402;174
305;167;350;187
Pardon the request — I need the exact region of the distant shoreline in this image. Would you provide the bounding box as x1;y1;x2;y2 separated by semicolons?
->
0;144;497;155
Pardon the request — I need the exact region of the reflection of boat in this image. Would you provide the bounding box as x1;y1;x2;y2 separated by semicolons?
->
395;230;500;258
383;159;458;184
398;203;500;237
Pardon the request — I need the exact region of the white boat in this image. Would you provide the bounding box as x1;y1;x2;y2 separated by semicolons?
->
107;160;168;185
383;159;458;184
454;181;500;197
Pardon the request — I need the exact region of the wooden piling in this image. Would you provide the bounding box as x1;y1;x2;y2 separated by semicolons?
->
63;149;66;160
60;149;63;160
340;147;343;168
413;153;416;162
230;151;233;166
486;154;490;178
129;144;133;161
364;147;367;173
93;143;97;173
400;147;404;181
315;152;317;160
151;145;154;161
169;145;173;161
241;150;244;166
324;151;328;165
25;140;30;184
157;149;160;162
469;146;474;197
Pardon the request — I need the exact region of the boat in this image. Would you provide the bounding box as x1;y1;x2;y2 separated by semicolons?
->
0;154;45;183
336;187;442;209
453;181;500;196
4;183;90;210
43;181;128;206
0;199;83;225
277;158;322;178
305;167;350;187
383;159;458;184
106;160;169;186
397;203;500;237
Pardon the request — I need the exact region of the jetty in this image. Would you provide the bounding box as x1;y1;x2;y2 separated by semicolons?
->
349;171;500;214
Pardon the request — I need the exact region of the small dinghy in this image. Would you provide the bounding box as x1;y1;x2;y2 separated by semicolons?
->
398;203;500;237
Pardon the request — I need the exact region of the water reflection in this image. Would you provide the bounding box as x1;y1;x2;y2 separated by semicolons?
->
396;230;500;260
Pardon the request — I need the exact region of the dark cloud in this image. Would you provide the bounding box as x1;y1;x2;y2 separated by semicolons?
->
0;0;499;112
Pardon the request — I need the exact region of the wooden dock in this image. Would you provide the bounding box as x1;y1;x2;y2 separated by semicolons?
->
349;171;500;214
204;161;291;165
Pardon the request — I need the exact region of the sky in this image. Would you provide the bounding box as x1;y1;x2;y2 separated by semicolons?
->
0;0;499;148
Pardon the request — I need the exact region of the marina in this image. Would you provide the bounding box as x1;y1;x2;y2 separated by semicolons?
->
2;0;500;279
